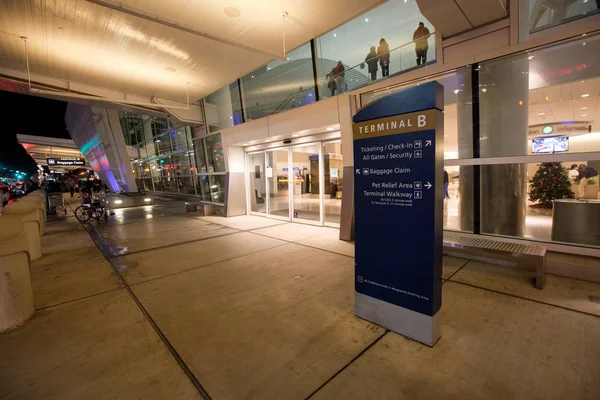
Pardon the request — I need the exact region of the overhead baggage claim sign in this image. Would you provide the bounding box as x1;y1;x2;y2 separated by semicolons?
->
352;81;444;347
46;157;86;166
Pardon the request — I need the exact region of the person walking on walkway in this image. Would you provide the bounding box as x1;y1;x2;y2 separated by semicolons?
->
413;22;430;65
365;46;379;81
377;39;390;77
334;61;346;94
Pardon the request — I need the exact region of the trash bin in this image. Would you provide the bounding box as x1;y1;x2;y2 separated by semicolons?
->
2;202;42;261
0;215;34;332
19;196;46;235
28;191;48;222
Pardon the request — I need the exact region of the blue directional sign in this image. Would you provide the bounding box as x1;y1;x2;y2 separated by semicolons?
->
353;81;444;346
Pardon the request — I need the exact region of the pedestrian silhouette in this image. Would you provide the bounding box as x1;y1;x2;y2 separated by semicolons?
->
365;46;379;81
377;39;390;77
413;22;430;65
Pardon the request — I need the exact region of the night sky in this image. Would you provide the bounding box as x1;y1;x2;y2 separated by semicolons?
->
0;90;69;175
0;90;69;139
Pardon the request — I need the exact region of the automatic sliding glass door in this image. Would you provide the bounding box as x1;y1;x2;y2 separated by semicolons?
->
290;143;322;225
248;152;267;214
267;149;291;220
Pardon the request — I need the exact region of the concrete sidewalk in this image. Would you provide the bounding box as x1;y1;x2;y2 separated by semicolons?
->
1;201;599;399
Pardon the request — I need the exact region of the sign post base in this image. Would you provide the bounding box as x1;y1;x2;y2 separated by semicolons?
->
356;292;441;347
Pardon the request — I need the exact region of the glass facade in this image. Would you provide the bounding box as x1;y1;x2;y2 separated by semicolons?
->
200;0;433;125
520;0;600;40
119;112;226;204
240;43;315;121
315;0;435;99
361;32;600;248
204;81;243;133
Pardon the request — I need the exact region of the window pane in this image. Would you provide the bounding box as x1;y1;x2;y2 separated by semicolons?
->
361;67;473;160
520;0;599;39
241;43;315;120
194;139;207;173
178;175;196;195
479;161;600;248
445;165;474;233
196;175;210;201
208;175;226;204
204;81;243;132
316;0;436;99
479;33;600;158
205;134;225;173
322;141;343;225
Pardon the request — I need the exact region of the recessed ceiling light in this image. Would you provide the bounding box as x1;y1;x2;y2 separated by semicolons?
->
582;114;588;117
545;96;549;101
224;6;241;18
582;107;588;110
481;88;487;92
453;89;459;94
164;66;176;72
333;33;337;37
528;55;534;60
265;139;271;142
365;18;369;22
243;143;249;146
251;75;254;78
581;94;590;97
292;134;299;137
286;57;289;60
538;112;545;116
327;127;335;131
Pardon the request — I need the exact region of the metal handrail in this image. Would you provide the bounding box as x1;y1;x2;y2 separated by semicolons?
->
326;32;435;81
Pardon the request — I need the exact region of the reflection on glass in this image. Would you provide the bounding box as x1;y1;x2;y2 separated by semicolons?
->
444;165;473;233
205;134;225;173
523;0;599;36
291;144;321;222
267;149;290;219
196;175;210;202
315;0;436;99
322;141;343;225
361;67;473;160
204;82;243;133
241;43;315;120
208;175;226;203
248;153;267;214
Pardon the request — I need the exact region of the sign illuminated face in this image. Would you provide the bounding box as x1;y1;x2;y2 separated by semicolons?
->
542;126;553;134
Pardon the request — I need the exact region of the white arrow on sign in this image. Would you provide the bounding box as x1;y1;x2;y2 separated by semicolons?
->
425;140;432;147
356;169;361;175
425;182;432;189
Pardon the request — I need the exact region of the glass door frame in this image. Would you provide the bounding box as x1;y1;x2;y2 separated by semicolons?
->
245;138;341;227
289;142;324;226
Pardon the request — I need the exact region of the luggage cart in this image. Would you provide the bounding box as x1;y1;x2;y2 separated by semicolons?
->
48;192;67;215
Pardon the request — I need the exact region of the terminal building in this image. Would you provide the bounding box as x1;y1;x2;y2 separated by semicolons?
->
1;1;600;252
1;1;600;398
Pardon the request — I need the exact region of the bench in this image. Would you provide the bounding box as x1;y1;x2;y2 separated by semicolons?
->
443;232;547;289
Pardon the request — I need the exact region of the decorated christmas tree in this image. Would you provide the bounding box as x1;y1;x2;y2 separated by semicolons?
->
529;162;573;208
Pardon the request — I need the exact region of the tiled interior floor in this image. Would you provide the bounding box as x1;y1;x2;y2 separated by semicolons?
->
1;199;599;400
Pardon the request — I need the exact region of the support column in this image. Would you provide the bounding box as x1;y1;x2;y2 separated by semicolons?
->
479;55;529;237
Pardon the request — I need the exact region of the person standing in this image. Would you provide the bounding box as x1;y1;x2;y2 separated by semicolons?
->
443;169;450;199
326;67;337;96
365;46;379;81
577;164;599;199
413;22;430;65
334;61;346;94
569;164;580;182
377;39;390;77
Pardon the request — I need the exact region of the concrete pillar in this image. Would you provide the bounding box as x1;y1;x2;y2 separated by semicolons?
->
19;196;46;236
0;215;34;333
2;202;42;261
479;54;528;236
